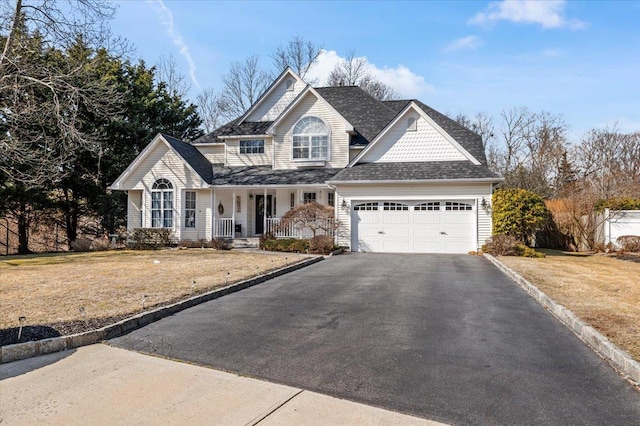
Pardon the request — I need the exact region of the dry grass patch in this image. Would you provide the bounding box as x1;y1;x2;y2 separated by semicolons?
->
0;250;299;333
498;251;640;361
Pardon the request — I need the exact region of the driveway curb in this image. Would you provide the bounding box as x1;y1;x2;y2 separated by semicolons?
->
484;253;640;386
0;256;323;364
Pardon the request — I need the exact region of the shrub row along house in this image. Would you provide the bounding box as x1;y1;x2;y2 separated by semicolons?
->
110;68;503;253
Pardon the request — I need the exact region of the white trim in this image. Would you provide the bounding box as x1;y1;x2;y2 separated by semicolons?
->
290;115;332;163
328;177;504;185
217;134;270;140
349;102;481;167
266;87;354;135
109;134;207;190
182;189;197;230
209;184;331;189
237;68;305;124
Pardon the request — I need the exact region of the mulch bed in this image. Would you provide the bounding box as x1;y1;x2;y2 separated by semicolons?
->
0;315;130;347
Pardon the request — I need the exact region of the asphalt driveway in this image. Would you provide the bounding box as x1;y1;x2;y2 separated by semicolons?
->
110;254;640;425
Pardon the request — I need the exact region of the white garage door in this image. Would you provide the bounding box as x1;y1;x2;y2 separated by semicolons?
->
352;200;476;253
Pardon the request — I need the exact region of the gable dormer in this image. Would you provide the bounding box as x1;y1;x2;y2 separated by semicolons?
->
240;68;306;123
353;102;480;165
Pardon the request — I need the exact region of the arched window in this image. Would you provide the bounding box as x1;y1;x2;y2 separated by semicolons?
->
292;116;329;160
151;179;174;228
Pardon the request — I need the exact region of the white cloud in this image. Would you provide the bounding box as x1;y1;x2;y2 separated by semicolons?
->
443;36;483;53
307;50;433;99
469;0;586;30
147;0;201;89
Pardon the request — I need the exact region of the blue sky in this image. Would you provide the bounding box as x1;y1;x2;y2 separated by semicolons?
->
111;0;640;138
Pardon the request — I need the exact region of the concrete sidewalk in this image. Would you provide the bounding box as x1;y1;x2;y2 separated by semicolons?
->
0;344;446;425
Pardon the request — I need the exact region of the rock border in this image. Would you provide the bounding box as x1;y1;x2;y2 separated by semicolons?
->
484;253;640;387
1;256;323;364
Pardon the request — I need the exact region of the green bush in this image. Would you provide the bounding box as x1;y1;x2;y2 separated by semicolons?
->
128;228;173;250
492;188;548;245
261;238;309;253
516;244;545;258
594;197;640;213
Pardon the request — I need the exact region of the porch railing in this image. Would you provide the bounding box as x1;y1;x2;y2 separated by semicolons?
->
214;218;234;238
265;218;334;239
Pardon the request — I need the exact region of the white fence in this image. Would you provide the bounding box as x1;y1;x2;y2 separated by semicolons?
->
214;218;234;238
265;218;334;239
598;209;640;248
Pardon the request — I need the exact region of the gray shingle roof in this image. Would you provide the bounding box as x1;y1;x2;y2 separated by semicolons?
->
210;165;342;186
161;133;213;183
328;161;502;182
315;86;401;143
193;120;273;144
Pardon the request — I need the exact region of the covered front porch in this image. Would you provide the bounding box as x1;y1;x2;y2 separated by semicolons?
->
211;186;335;239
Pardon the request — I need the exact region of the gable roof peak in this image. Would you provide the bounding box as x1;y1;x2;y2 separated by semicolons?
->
236;68;306;125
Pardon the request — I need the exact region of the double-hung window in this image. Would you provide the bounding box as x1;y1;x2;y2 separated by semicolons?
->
184;191;196;228
239;140;264;154
303;192;317;204
292;117;329;160
151;179;173;228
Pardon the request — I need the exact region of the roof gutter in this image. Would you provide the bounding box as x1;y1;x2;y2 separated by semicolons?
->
327;177;505;185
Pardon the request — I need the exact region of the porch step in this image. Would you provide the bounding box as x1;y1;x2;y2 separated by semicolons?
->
229;238;260;249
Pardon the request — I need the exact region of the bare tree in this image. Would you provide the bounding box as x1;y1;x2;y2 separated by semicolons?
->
453;111;495;148
155;53;191;99
219;54;270;120
272;35;322;81
196;87;225;133
578;126;640;200
327;50;369;86
326;50;397;101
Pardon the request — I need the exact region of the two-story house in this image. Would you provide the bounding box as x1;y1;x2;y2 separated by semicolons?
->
110;68;503;253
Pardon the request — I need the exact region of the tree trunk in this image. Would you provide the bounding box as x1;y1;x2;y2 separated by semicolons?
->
17;200;30;254
63;187;78;245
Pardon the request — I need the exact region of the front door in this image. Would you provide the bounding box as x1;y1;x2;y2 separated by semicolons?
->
255;195;272;235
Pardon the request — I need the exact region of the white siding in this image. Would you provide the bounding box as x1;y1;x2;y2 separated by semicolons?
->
273;93;350;170
477;202;492;248
360;111;467;163
121;142;207;241
224;138;273;166
181;190;212;241
127;190;143;230
335;182;493;250
196;145;225;164
245;78;304;122
121;142;207;191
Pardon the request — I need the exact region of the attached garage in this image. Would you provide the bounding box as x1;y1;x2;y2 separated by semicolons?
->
351;200;477;253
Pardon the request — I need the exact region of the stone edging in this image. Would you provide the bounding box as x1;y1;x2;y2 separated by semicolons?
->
0;256;323;364
484;253;640;386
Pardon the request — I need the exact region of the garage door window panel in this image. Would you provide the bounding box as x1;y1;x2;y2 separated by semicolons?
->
383;202;408;211
446;202;472;211
415;202;440;211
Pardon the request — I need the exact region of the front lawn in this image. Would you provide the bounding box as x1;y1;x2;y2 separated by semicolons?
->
498;251;640;361
0;249;301;345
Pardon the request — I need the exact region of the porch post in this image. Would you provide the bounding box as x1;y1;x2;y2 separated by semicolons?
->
232;189;236;238
212;190;216;238
263;187;267;235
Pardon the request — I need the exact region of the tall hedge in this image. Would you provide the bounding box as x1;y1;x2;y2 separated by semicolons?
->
492;188;548;245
